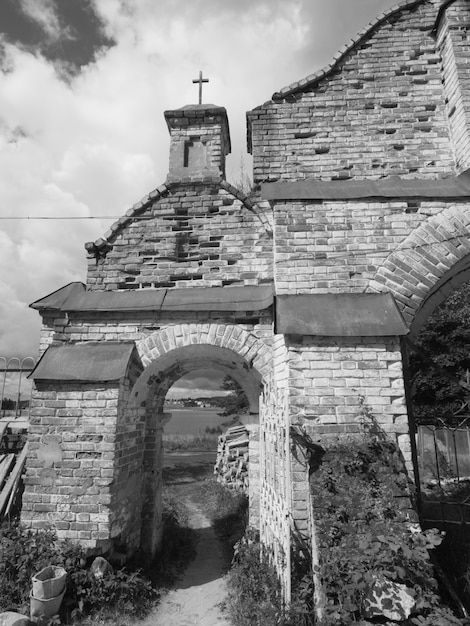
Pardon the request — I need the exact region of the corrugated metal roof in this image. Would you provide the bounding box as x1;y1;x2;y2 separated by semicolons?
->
30;283;274;313
276;293;408;336
261;170;470;201
30;342;138;382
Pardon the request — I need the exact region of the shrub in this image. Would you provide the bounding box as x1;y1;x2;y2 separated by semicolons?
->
0;521;157;622
225;530;315;626
310;438;464;625
226;531;285;626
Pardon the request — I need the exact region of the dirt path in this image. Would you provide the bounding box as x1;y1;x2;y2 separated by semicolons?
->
139;467;233;626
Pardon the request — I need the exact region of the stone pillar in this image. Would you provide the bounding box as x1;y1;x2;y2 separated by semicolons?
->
22;382;122;552
22;372;146;555
437;0;470;171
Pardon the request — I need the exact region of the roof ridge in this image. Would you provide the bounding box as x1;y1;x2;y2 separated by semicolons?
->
271;0;430;101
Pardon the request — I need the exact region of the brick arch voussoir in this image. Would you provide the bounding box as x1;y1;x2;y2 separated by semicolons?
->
137;323;271;380
84;184;170;257
371;204;470;326
219;180;272;235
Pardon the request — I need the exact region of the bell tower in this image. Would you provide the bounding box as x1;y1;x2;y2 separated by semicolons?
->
164;103;231;183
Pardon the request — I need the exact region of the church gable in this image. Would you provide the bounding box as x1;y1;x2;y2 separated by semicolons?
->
247;0;456;183
85;182;272;291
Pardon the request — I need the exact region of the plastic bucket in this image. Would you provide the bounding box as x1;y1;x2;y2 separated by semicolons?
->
30;587;65;622
31;566;66;600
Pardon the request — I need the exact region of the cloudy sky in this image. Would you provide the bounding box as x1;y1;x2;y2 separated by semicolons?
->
0;0;399;397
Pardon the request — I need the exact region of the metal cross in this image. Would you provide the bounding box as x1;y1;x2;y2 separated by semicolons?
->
192;70;209;105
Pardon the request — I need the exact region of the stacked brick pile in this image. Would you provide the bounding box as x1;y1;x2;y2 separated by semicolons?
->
214;425;249;493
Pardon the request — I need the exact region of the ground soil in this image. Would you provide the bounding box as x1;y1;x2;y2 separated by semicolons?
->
138;460;233;626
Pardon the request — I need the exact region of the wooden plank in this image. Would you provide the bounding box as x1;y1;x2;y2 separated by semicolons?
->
0;454;15;489
0;423;7;446
4;450;28;518
0;444;28;518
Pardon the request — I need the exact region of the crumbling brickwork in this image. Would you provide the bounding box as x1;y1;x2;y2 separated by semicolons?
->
23;1;470;587
248;0;455;183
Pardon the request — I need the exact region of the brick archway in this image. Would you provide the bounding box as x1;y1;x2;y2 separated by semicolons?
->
371;204;470;332
131;325;271;555
137;323;271;381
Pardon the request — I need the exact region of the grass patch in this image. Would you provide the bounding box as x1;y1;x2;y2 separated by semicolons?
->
163;434;219;452
188;477;248;563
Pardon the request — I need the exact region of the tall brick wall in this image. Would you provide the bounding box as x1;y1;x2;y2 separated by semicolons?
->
274;199;426;295
248;0;455;183
246;0;470;600
437;0;470;171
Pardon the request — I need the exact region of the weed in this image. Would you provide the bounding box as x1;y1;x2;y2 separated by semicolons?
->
225;531;285;626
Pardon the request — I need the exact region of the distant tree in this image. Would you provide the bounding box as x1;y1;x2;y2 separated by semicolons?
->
1;398;15;410
409;282;470;424
230;154;254;197
219;376;249;418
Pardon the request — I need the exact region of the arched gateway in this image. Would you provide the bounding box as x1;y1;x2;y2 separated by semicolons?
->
23;0;470;598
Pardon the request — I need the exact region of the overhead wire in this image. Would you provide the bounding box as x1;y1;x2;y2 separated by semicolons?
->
1;215;470;259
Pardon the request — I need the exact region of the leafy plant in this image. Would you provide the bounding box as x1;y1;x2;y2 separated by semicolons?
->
410;281;470;425
0;521;158;621
225;531;285;626
310;438;464;625
226;531;315;626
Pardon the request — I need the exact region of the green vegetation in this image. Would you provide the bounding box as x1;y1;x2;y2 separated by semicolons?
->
0;491;196;625
0;522;157;622
224;437;464;626
225;530;314;626
410;282;470;425
190;477;247;562
311;438;462;625
218;376;249;418
163;433;218;452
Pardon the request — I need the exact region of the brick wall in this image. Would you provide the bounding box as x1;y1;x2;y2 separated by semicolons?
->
437;0;470;171
248;0;455;183
286;336;410;465
86;183;272;291
23;383;122;549
274;199;425;295
22;350;146;552
165;106;230;182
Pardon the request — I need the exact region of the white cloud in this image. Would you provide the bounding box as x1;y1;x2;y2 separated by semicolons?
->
18;0;73;43
167;370;230;398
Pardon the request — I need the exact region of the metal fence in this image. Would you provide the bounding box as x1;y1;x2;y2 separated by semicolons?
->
417;422;470;526
0;357;35;421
